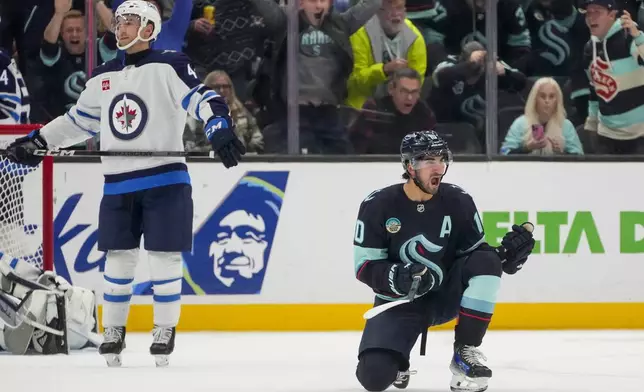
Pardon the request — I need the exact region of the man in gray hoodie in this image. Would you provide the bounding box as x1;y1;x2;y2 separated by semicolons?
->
250;0;381;154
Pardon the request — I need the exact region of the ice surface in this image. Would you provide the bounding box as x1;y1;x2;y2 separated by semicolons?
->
2;331;643;392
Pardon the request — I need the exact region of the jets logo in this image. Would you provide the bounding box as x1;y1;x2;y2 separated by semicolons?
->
108;92;149;140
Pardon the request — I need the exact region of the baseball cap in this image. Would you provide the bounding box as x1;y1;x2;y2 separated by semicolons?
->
579;0;617;11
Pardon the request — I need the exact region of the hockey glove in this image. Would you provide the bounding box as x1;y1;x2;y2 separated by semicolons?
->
502;256;528;275
205;117;246;168
5;129;48;167
388;263;437;299
495;223;535;272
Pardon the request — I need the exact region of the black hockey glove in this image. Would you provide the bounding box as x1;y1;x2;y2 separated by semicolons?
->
4;129;48;167
205;117;246;168
388;263;437;299
495;223;535;274
502;256;528;275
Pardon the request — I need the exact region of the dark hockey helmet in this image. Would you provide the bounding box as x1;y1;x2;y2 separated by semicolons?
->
400;130;453;173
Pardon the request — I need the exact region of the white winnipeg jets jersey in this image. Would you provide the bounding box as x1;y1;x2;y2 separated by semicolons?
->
39;50;231;195
0;50;30;125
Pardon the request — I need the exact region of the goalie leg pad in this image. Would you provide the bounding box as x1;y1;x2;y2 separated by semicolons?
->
102;249;138;328
148;251;182;327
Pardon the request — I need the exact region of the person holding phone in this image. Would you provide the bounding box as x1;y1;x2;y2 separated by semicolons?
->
500;77;583;155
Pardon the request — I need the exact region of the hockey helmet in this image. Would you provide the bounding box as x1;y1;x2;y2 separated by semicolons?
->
400;130;453;172
113;0;162;50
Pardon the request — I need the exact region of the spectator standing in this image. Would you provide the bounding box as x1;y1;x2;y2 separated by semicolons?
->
346;0;426;109
572;0;644;154
411;0;532;74
524;0;590;77
430;41;526;138
350;68;435;153
250;0;382;154
501;77;583;155
184;0;273;101
38;1;117;121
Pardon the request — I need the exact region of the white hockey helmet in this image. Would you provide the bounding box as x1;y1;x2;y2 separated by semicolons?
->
113;0;162;50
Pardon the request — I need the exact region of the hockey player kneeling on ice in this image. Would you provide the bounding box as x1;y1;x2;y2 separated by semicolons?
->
0;257;99;355
4;1;242;368
353;130;536;392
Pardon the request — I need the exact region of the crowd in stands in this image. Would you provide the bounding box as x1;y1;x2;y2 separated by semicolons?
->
1;0;644;155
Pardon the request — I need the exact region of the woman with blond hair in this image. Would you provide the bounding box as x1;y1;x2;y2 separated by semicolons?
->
184;70;264;153
500;77;583;155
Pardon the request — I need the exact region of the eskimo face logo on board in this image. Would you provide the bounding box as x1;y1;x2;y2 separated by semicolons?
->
133;171;290;295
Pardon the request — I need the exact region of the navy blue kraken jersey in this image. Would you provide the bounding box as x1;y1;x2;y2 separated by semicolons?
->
353;182;485;299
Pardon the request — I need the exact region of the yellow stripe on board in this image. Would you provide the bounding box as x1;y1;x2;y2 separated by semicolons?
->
97;303;644;332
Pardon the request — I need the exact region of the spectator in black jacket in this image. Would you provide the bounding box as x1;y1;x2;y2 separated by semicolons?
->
430;41;526;141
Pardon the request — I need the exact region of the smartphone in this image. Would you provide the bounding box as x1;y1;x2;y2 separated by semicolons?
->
532;124;544;139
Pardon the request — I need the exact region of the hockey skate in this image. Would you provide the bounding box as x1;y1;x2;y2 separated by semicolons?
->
393;369;417;389
99;326;126;367
150;326;175;367
449;344;491;392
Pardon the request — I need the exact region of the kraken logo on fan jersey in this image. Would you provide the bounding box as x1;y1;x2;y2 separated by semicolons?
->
64;71;87;111
460;94;486;126
538;20;570;67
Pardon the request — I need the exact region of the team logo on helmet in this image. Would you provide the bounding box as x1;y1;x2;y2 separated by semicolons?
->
386;217;402;234
108;92;149;140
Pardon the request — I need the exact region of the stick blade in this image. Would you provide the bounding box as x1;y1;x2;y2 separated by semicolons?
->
363;299;410;320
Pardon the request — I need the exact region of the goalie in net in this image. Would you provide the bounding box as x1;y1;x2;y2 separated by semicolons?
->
0;152;100;355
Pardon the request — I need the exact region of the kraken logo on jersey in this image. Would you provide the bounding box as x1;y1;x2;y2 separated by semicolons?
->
108;93;149;140
399;234;444;286
460;94;486;127
64;71;87;110
538;20;570;67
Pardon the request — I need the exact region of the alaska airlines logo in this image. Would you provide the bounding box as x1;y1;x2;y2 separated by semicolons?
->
590;58;617;102
46;172;289;296
137;171;289;295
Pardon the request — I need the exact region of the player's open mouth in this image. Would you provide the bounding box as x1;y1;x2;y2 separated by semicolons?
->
430;177;441;187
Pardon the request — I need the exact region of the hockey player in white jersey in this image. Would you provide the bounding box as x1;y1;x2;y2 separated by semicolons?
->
4;0;245;367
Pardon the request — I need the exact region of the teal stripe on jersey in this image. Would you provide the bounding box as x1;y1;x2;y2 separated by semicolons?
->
604;56;641;76
354;246;388;274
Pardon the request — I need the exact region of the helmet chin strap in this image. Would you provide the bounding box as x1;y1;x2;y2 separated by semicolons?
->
116;25;153;50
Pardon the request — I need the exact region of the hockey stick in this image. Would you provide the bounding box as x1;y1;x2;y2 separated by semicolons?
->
363;275;422;320
363;222;536;320
0;149;217;158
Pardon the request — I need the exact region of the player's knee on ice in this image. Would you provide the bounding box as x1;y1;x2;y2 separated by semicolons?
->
356;349;403;392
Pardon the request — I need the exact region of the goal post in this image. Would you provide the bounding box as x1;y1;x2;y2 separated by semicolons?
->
0;124;54;271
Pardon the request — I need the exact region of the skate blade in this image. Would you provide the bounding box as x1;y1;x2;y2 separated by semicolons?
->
449;374;489;392
102;353;122;367
154;355;169;367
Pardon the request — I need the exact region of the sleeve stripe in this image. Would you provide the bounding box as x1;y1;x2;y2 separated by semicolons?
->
76;109;100;121
0;108;19;122
65;112;98;136
181;85;201;111
0;94;21;104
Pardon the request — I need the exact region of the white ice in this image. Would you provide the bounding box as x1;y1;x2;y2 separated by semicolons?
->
2;331;643;392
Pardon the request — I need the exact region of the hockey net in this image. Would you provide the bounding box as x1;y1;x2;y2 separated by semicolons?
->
0;124;53;271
